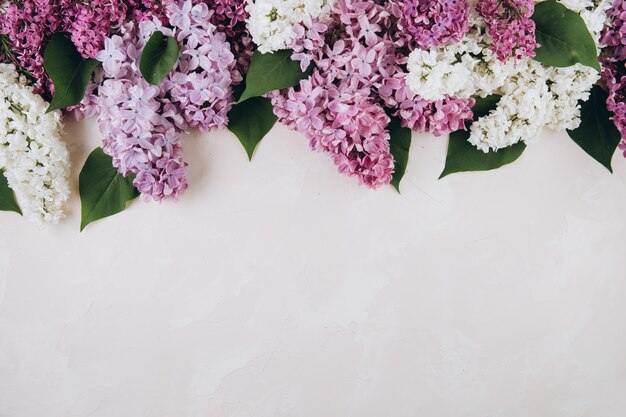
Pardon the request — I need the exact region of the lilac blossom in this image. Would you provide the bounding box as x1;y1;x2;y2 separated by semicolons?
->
0;0;164;97
475;0;538;62
271;0;474;189
399;0;471;49
601;0;626;151
81;0;238;201
205;0;254;73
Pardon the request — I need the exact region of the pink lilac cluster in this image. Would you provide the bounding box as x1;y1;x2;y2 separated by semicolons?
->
70;0;166;59
601;0;626;154
205;0;254;73
128;0;169;23
475;0;538;62
270;0;473;189
0;0;162;97
606;73;626;149
83;0;237;201
399;0;471;49
161;0;239;130
271;72;395;188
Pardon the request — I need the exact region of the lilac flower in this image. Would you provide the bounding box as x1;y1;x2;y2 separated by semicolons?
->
350;44;376;77
96;36;127;78
476;0;538;62
206;0;254;74
357;15;381;46
78;0;240;202
271;76;395;189
601;0;626;63
601;0;626;150
0;0;164;97
400;0;471;49
269;0;474;189
169;0;193;29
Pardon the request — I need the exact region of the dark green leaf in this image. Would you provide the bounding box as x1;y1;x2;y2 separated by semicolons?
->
140;31;179;85
228;97;277;160
44;33;101;112
567;85;621;172
440;131;527;179
232;81;247;102
388;116;412;192
238;50;312;103
440;95;526;178
532;0;600;71
471;95;502;119
79;148;140;232
0;170;21;215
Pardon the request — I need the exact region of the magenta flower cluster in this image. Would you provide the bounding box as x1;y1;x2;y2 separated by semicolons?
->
476;0;538;62
207;0;254;73
82;0;239;201
271;72;395;188
0;0;162;96
601;0;626;155
270;0;474;189
400;0;471;49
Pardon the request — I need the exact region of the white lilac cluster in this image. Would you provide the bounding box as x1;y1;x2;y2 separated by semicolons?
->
468;0;612;152
406;22;517;101
469;60;553;151
544;0;612;131
0;64;70;224
405;0;611;152
245;0;335;53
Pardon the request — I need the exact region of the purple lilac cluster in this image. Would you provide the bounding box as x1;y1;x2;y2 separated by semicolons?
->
271;71;395;188
83;0;238;201
270;0;474;189
475;0;538;62
206;0;254;73
600;0;626;154
0;0;163;97
0;0;84;95
399;0;471;49
129;0;169;23
162;0;239;131
70;0;165;59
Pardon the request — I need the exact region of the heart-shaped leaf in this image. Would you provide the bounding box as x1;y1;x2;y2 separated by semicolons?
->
44;33;101;112
440;95;527;178
567;85;621;172
228;97;277;160
440;131;527;179
79;148;140;232
237;50;312;103
388;115;412;192
532;0;600;71
0;170;21;215
140;31;179;86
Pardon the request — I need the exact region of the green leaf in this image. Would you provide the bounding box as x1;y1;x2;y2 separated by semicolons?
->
238;50;312;103
0;170;21;215
440;95;526;178
471;94;503;119
388;115;412;192
567;85;621;172
140;31;179;85
79;148;140;232
532;0;600;71
232;80;247;102
440;131;527;179
44;33;101;112
228;97;277;160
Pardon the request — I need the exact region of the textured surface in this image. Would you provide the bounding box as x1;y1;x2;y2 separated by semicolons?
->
1;119;626;417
